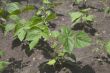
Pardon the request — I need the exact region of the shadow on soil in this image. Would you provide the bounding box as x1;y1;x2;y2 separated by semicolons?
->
2;58;29;73
39;61;96;73
72;23;97;36
21;39;55;59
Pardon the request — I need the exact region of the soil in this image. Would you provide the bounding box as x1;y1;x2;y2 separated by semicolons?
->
0;0;110;73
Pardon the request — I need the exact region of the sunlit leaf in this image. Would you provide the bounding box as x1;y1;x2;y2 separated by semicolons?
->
43;0;51;4
17;29;26;41
6;2;20;14
29;36;41;50
51;31;60;38
73;31;91;48
69;12;83;23
105;41;110;55
59;27;74;53
5;23;16;35
47;59;56;65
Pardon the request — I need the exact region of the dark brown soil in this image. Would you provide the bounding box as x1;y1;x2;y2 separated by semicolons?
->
0;0;110;73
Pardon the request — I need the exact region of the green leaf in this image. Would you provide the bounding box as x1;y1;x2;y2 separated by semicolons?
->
6;2;20;14
105;41;110;54
31;16;43;25
69;12;83;23
0;61;9;72
26;29;41;41
43;0;51;4
17;29;26;41
46;12;57;21
51;31;60;38
59;27;74;53
29;36;41;50
83;15;94;22
0;50;5;56
47;59;56;65
73;31;91;48
9;15;20;21
5;23;15;35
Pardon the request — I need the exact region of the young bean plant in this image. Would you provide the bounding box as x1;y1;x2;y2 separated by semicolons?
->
4;0;57;50
69;8;94;27
47;26;91;65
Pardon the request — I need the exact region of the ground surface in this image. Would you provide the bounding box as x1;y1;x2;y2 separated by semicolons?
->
0;0;110;73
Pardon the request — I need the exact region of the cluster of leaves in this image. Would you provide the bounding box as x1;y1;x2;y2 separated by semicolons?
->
3;0;57;50
47;26;91;65
0;0;92;67
69;8;94;27
0;50;9;72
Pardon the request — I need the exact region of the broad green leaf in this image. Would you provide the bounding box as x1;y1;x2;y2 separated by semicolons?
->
0;61;9;72
17;29;26;41
9;15;20;21
5;23;15;35
29;36;41;50
73;31;91;48
31;16;43;25
83;15;94;22
51;31;60;38
26;29;41;41
6;2;20;14
47;59;56;65
63;37;74;53
59;27;74;53
105;41;110;54
43;0;51;4
69;12;83;23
